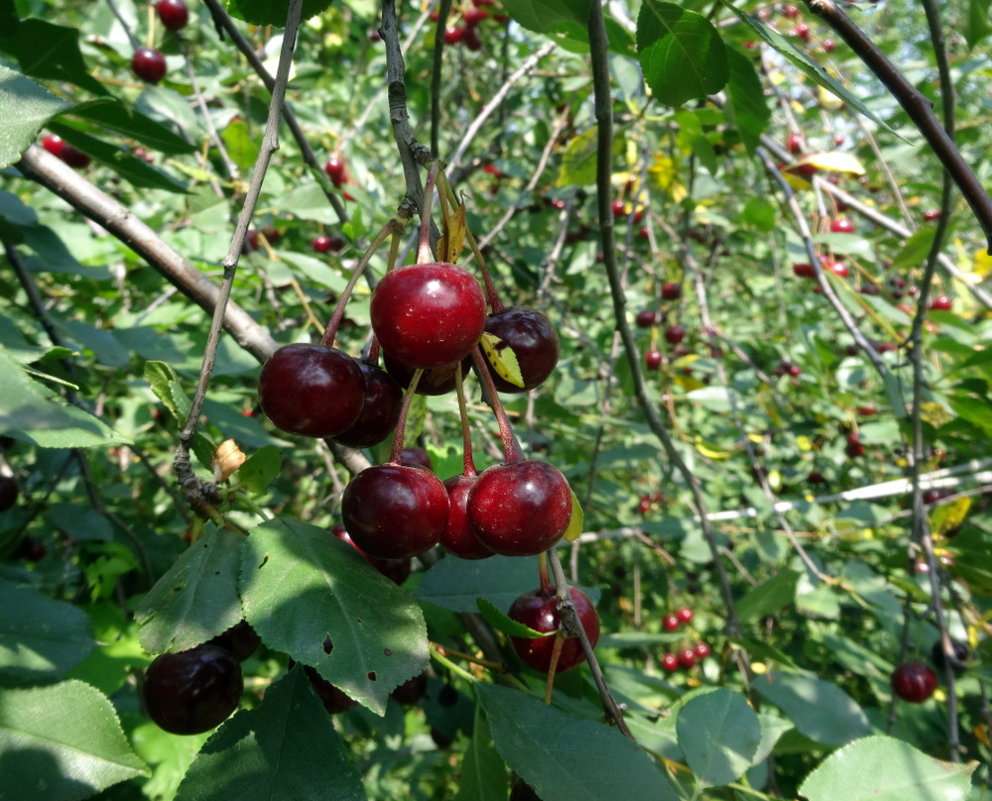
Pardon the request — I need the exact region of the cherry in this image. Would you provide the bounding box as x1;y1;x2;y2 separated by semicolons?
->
830;218;854;233
341;464;449;559
60;142;92;168
142;645;243;734
12;536;46;562
41;134;65;158
677;648;697;670
444;26;466;44
845;432;865;458
132;48;168;84
661;282;682;300
324;155;348;187
922;488;952;505
635;310;661;328
823;38;836;53
370;263;486;369
662;614;680;631
829;261;849;278
400;446;433;471
694;641;711;660
383;352;471;396
467;460;572;556
611;199;626;218
644;349;662;371
463;7;489;24
508;587;600;673
922;208;942;222
890;661;938;702
332;523;412;584
664;324;686;345
783;3;800;18
510;780;543;801
661;653;679;672
391;672;428;705
333;362;402;448
930;295;952;311
257;344;365;438
0;475;19;512
482;307;559;393
304;665;358;714
441;475;493;559
676;607;694;624
155;0;189;30
792;22;810;41
930;638;969;676
792;262;815;278
245;229;259;251
312;234;345;253
208;620;261;662
785;133;803;154
463;25;483;51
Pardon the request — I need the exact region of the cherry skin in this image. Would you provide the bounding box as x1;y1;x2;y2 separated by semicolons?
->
441;475;493;559
930;295;952;311
611;199;626;218
677;648;697;670
661;653;679;672
383;351;471;396
891;661;938;702
311;235;344;253
370;262;487;369
676;606;694;624
830;218;854;234
644;349;662;371
341;463;449;559
792;22;810;41
444;26;466;45
662;614;679;631
332;523;412;584
257;343;365;438
324;155;348;187
61;143;92;168
662;282;682;300
467;460;572;556
508;587;600;673
784;3;800;18
922;208;942;222
132;47;168;83
482;306;560;393
304;666;358;714
208;620;261;662
635;310;661;328
155;0;189;30
694;641;711;660
41;134;65;158
930;639;969;676
793;262;815;278
400;446;433;471
665;324;686;345
785;132;803;154
142;644;243;735
333;362;402;448
0;475;19;512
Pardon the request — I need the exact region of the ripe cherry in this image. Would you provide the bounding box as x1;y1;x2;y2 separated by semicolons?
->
661;653;679;672
463;25;483;50
332;523;411;584
792;23;810;41
785;132;803;154
482;307;559;393
444;26;466;45
41;134;65;158
370;263;486;369
383;352;470;396
829;261;849;278
508;587;600;673
463;7;489;24
510;780;543;801
441;475;493;559
929;295;952;311
793;262;815;278
644;348;662;371
391;672;428;705
333;362;402;448
845;432;865;458
208;620;261;662
312;234;345;253
783;3;800;18
922;208;942;222
664;324;686;345
467;460;572;556
694;641;711;660
823;38;836;53
257;344;365;438
155;0;189;30
890;661;938;702
142;645;243;734
930;638;969;676
0;475;19;512
304;665;358;714
61;143;92;168
830;218;854;233
400;446;433;471
662;282;682;300
341;464;449;559
677;648;697;670
676;607;694;624
662;614;679;631
611;199;626;218
324;155;348;187
132;48;168;83
635;310;661;328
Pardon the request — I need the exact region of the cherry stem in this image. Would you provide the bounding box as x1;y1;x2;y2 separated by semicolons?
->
437;170;503;311
470;346;523;463
320;219;399;347
543;633;565;704
366;336;381;365
537;552;553;595
417;162;441;265
388;368;424;463
453;362;477;477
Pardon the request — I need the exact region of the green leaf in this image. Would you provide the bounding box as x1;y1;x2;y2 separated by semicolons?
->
736;569;801;623
224;0;335;27
220;118;259;170
0;680;148;801
236;445;282;494
890;227;937;270
175;667;367;801
135;527;246;655
965;0;992;47
239;519;429;715
478;684;680;801
414;554;540;612
676;689;761;786
455;703;507;801
476;598;553;639
144;360;192;420
0;64;71;168
799;735;976;801
0;580;95;681
636;1;728;108
68;99;196;155
752;671;871;746
0;18;110;97
724;48;770;153
556;128;622;188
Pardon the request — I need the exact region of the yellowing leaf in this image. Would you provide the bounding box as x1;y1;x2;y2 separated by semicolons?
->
747;433;764;444
920;402;953;427
930;496;971;537
674;373;705;391
479;332;524;388
817;85;844;110
796;435;813;452
800;151;865;175
444;205;467;264
973;249;992;277
648;154;687;203
563;489;584;542
694;439;732;460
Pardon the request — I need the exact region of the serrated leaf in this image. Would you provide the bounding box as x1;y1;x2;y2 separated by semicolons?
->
476;598;553;639
0;18;110;97
736;569;801;623
753;671;870;746
175;667;367;801
239;519;429;715
637;1;728;108
563;489;584;542
68;99;196;155
236;445;282;494
478;684;679;801
480;332;525;389
556;128;601;188
0;65;72;169
676;689;761;786
0;680;148;801
455;704;506;801
724;48;770;153
414;554;540;612
225;0;335;27
799;735;975;801
135;526;246;655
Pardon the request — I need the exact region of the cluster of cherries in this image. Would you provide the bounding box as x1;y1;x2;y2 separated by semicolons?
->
659;607;711;673
435;0;508;51
129;0;189;84
635;282;688;372
891;638;970;703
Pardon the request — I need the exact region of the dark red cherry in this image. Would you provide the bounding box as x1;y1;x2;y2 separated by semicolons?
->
341;464;449;559
155;0;189;30
0;475;19;512
258;344;365;438
467;460;572;556
441;475;493;559
390;672;428;705
830;218;854;234
930;639;969;676
635;310;661;328
444;26;466;45
694;641;711;660
61;144;92;168
383;351;472;396
312;234;345;253
324;155;348;187
463;6;489;24
508;587;600;673
132;47;168;83
371;263;486;369
399;447;433;471
463;25;483;50
677;648;697;670
304;665;358;714
142;645;243;734
891;661;938;702
661;282;682;300
665;324;686;344
333;363;402;448
208;620;261;662
332;523;411;584
845;432;865;458
644;349;662;371
482;306;559;392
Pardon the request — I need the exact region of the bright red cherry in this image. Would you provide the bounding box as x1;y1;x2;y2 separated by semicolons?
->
463;7;489;24
922;208;942;222
332;523;411;584
611;199;626;218
155;0;189;30
370;263;486;369
661;653;679;672
324;155;348;187
930;295;952;311
792;22;810;41
333;362;402;448
664;324;686;345
829;261;849;278
257;344;365;438
661;282;682;300
312;235;345;253
142;645;243;734
677;648;697;670
132;47;168;83
694;642;711;660
891;661;938;703
785;132;803;154
444;26;466;45
508;587;600;673
783;3;800;18
41;134;65;158
823;38;836;52
644;349;662;371
676;607;694;624
341;464;449;559
830;218;854;233
662;614;680;631
482;307;559;393
441;475;492;559
467;460;572;556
